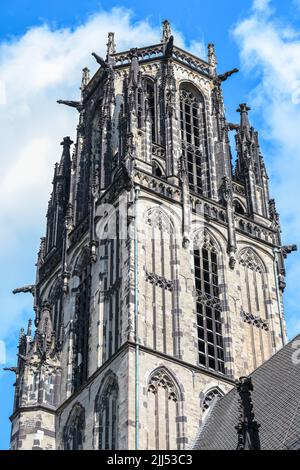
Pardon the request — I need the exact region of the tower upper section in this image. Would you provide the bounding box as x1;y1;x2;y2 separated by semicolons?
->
50;20;269;226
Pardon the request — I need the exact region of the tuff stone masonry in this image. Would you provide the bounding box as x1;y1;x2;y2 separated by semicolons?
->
9;21;296;450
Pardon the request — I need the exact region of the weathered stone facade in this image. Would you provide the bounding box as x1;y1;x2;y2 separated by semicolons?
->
10;21;294;450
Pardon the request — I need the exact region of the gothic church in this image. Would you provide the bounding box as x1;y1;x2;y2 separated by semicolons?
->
9;20;294;450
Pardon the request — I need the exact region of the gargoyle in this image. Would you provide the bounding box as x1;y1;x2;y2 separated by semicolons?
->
3;367;18;373
91;52;110;69
13;285;35;296
218;68;239;82
227;122;240;131
57;100;82;111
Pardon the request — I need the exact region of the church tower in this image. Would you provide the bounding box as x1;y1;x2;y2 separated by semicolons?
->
9;21;295;450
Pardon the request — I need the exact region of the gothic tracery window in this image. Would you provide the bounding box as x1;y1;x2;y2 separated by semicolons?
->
101;210;121;363
147;369;182;450
145;79;156;142
137;87;143;129
194;233;225;374
234;199;246;215
202;387;224;413
239;248;266;320
73;249;91;390
137;78;157;142
152;161;164;178
144;208;180;357
238;248;270;371
180;84;209;196
49;279;63;343
63;403;85;450
94;373;119;450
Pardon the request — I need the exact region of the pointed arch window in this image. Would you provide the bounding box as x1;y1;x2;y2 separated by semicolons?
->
147;368;182;450
194;234;225;374
144;79;156;142
94;374;119;450
144;208;180;357
63;403;85;450
152;161;164;178
180;85;209;196
202;387;224;413
49;279;63;344
136;78;157;142
239;248;266;320
234;199;246;215
73;250;91;390
137;87;143;129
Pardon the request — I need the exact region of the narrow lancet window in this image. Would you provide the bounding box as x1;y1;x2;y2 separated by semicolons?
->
180;84;210;195
194;235;225;374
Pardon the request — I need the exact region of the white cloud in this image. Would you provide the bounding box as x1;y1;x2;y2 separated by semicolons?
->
0;8;205;342
189;40;206;59
233;1;300;338
252;0;272;12
0;8;160;256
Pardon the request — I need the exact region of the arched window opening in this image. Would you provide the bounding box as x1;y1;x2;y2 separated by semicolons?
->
194;233;225;374
147;368;182;450
49;279;63;344
100;210;121;363
32;371;39;396
202;388;224;413
63;404;85;450
152;161;163;178
234;199;246;215
239;248;266;320
74;252;91;390
144;208;180;357
145;79;156;142
180;85;209;196
137;88;143;129
52;298;62;340
95;374;119;450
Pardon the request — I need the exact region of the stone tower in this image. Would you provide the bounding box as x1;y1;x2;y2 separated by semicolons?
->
9;21;295;450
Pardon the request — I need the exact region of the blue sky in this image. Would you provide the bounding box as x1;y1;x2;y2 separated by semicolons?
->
1;0;300;449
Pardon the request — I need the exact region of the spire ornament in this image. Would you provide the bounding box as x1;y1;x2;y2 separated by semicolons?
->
106;32;116;56
235;377;261;450
237;103;251;140
208;43;217;76
161;19;172;43
80;67;90;93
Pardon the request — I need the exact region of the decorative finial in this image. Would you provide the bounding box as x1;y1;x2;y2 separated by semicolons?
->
107;32;116;56
208;43;217;76
237;103;251;114
235;377;261;450
81;67;90;92
237;103;251;135
27;319;32;337
58;137;73;176
161;19;171;43
60;136;73;149
129;48;139;87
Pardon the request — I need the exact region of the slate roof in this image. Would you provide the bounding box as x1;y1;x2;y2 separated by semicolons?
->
194;334;300;450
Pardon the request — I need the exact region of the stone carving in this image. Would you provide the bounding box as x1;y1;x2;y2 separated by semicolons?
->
145;271;174;291
240;308;269;331
148;369;179;402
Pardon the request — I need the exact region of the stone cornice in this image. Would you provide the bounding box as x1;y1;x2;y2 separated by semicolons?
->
10;404;56;422
55;341;235;416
